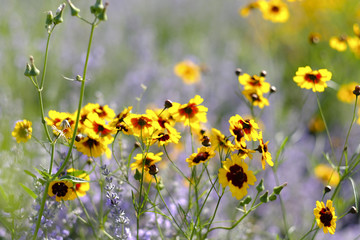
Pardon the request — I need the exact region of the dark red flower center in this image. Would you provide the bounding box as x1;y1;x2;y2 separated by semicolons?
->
52;182;69;197
232;127;244;142
179;103;199;118
94;123;112;135
305;73;321;83
193;152;210;163
319;207;333;227
84;138;99;149
132;116;152;129
271;6;280;13
157;133;170;142
226;164;247;188
240;119;252;134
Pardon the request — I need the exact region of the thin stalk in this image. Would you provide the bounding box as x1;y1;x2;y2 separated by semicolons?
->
32;182;50;240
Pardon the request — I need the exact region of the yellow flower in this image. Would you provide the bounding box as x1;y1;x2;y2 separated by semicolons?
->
75;136;112;158
293;66;332;92
229;115;260;143
46;110;75;139
12;120;32;143
314;200;337;234
238;73;270;94
308;116;325;134
210;128;234;152
337;82;358;104
329;36;347;52
257;132;273;170
218;154;257;200
174;60;201;84
169;95;208;128
67;168;90;197
314;164;340;187
83;112;116;139
242;89;270;109
109;106;133;134
131;152;163;172
48;180;77;202
347;36;360;58
124;113;160;139
354;23;360;38
239;2;261;17
186;147;216;167
258;0;289;23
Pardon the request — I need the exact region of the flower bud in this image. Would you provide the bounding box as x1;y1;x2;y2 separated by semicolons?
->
348;206;358;214
98;2;108;21
353;85;360;96
67;0;80;16
270;86;277;93
76;75;83;82
259;191;269;203
239;195;252;206
324;185;332;193
24;63;31;77
269;193;277;201
164;99;173;109
45;11;53;30
201;136;211;147
53;3;66;25
149;164;159;176
273;182;287;195
90;0;104;15
256;179;264;192
235;68;242;76
28;56;40;76
260;70;267;77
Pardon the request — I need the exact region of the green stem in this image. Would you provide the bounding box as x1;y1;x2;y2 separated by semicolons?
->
53;19;97;178
32;182;50;240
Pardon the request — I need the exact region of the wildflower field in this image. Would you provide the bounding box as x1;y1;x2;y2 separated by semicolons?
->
2;0;360;239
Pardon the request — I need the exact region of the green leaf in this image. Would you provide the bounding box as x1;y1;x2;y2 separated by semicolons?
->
0;185;8;201
19;183;37;199
24;170;37;179
34;167;51;179
59;175;88;183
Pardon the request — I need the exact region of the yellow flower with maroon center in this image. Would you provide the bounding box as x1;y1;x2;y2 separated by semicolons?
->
229;115;260;142
293;66;332;92
84;112;116;139
124;113;160;138
242;89;269;109
152;126;181;146
169;95;208;128
210;128;234;152
238;73;270;94
257;132;273;169
234;142;256;159
12;119;32;143
174;60;201;84
314;200;337;234
75;136;112;158
131;152;163;172
109;106;133;134
218;154;257;200
46;110;75;139
48;180;76;202
258;0;289;23
186;147;216;167
67;168;90;197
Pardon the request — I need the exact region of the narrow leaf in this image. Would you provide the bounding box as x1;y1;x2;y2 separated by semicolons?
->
19;183;37;199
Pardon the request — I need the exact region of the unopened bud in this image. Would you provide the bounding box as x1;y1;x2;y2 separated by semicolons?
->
259;191;269;203
269;193;277;201
28;56;40;76
270;86;277;93
256;179;265;192
98;2;108;21
87;157;94;165
67;0;80;16
260;70;267;77
24;63;31;77
90;0;104;15
239;196;252;206
273;182;287;195
76;75;83;82
75;134;84;142
235;68;242;76
251;93;259;101
45;11;53;29
53;3;66;25
134;142;141;149
201;136;211;147
353;85;360;96
164;99;173;109
324;185;332;193
348;206;358;214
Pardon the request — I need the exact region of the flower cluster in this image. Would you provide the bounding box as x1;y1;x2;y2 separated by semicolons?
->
330;23;360;58
240;0;290;23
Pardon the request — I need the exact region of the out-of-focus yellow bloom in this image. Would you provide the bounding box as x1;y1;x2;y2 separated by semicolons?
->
210;128;234;152
242;89;270;108
258;0;289;23
239;2;261;17
337;82;358;104
308;116;325;134
293;66;332;92
347;36;360;58
174;60;201;84
12;120;32;143
314;164;340;187
218;154;257;200
238;73;270;94
329;36;347;52
75;135;112;158
353;24;360;37
314;200;337;234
